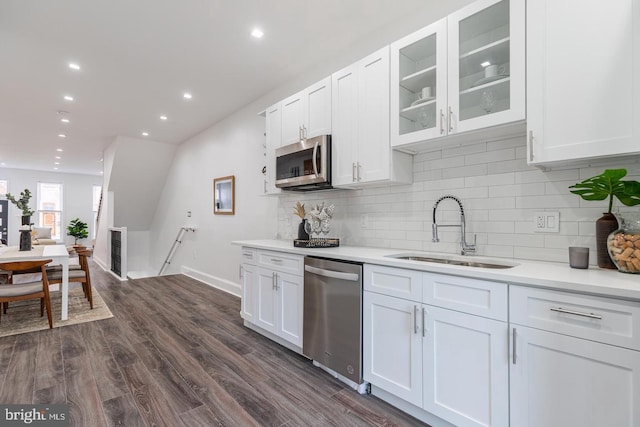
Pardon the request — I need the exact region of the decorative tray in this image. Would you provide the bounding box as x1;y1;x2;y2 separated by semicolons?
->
293;238;340;248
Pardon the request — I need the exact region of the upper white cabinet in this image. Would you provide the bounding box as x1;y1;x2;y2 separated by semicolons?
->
263;103;282;195
391;0;525;148
281;77;332;145
332;47;412;187
526;0;640;166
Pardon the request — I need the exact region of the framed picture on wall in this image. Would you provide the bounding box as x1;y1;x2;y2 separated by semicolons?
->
213;175;235;215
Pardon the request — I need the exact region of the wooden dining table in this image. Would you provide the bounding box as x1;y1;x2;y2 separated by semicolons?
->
0;245;70;320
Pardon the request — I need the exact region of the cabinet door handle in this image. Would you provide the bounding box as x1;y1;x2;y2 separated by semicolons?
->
299;126;304;141
352;162;357;182
272;272;276;290
422;307;426;337
512;327;517;365
528;131;534;162
357;163;362;181
550;307;603;320
239;265;243;280
440;109;445;134
448;106;454;132
414;305;419;334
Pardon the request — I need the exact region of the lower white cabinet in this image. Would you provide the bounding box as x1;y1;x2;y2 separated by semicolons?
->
240;249;304;348
510;286;640;427
363;291;423;406
423;305;508;427
363;265;509;427
510;326;640;427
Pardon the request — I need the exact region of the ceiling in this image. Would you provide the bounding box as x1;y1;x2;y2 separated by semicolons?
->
0;0;429;176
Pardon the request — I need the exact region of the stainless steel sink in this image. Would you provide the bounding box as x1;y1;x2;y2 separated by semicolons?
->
386;254;517;269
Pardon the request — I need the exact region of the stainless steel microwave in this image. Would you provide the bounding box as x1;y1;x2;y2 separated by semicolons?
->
275;135;331;191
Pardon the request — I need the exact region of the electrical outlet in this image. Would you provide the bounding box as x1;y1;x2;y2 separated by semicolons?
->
533;211;560;233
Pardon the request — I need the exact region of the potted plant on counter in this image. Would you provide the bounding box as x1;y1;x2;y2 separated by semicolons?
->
569;169;640;268
67;218;89;248
5;188;35;225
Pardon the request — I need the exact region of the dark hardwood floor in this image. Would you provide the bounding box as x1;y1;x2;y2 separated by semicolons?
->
0;262;427;427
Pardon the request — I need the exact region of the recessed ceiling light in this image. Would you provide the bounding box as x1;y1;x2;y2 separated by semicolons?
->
68;62;81;71
480;61;491;67
60;118;70;123
53;167;58;170
55;156;61;159
1;163;5;166
251;28;264;39
100;171;103;174
56;148;63;152
58;134;66;138
63;95;74;101
142;132;149;136
183;92;192;100
160;115;168;121
54;162;60;165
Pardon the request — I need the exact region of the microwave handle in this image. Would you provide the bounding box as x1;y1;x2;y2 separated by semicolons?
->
312;140;319;178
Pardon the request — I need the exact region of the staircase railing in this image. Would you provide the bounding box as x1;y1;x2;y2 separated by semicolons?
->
158;226;196;276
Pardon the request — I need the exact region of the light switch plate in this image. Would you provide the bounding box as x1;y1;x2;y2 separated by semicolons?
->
533;211;559;233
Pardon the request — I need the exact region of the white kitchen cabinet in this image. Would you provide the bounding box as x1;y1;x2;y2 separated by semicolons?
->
423;305;508;427
281;77;331;146
510;326;640;427
363;291;423;407
391;0;525;148
241;249;304;348
363;265;509;427
332;47;412;187
510;285;640;427
526;0;640;166
263;103;282;194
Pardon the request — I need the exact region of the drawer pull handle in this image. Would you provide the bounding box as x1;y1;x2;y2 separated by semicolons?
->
550;307;602;320
270;258;282;263
242;252;253;257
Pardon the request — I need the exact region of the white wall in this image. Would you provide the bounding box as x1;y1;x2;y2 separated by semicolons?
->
147;106;277;294
276;136;640;265
0;168;102;246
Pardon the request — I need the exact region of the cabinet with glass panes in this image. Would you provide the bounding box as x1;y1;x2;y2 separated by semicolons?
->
391;0;524;148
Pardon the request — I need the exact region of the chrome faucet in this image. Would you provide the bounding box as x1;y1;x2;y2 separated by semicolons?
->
432;195;477;255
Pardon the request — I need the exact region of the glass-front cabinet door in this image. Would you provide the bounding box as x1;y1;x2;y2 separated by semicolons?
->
391;0;524;148
448;0;524;134
391;19;447;147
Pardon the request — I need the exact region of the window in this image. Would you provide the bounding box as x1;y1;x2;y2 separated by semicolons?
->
92;185;102;239
37;182;63;240
0;180;7;197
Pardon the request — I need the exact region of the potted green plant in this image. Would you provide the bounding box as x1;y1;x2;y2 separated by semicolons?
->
67;218;89;247
5;188;35;225
569;169;640;268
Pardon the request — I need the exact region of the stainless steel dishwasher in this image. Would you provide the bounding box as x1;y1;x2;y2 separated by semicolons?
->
303;256;365;390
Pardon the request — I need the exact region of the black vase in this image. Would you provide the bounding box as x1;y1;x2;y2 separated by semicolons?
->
596;212;618;269
21;215;31;226
19;229;32;251
298;219;309;240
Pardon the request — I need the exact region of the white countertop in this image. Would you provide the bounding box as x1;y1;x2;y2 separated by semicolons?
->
233;239;640;301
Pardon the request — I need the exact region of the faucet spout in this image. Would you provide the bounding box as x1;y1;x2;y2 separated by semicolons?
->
432;195;477;255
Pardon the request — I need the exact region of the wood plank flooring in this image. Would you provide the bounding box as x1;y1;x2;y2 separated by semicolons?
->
0;262;427;427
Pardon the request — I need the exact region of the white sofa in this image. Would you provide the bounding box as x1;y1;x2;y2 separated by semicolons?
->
31;227;57;245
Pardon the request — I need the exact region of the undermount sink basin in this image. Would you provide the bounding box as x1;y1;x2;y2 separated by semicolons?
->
386;253;517;269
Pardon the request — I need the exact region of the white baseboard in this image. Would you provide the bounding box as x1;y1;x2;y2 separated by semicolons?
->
180;265;241;297
370;386;455;427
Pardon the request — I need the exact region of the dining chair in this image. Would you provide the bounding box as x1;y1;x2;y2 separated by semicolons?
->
47;249;93;309
0;259;54;328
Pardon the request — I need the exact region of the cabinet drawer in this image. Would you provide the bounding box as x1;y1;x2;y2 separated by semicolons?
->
257;250;304;276
423;273;508;321
510;286;640;351
241;247;258;265
364;264;422;301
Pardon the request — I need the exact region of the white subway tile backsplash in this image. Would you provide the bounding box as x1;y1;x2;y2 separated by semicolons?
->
277;137;639;264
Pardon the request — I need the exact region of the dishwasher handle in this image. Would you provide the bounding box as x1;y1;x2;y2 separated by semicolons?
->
305;265;360;282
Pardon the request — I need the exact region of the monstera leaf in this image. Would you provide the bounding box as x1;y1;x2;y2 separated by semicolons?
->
569;169;640;213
